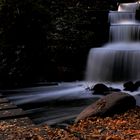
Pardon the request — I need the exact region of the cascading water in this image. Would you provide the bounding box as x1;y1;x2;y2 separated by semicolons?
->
86;1;140;82
2;2;140;127
109;2;139;24
86;42;140;81
110;21;140;42
108;11;135;24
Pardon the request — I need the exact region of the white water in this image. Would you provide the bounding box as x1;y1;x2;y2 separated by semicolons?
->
86;42;140;81
109;2;140;41
110;21;140;42
86;1;140;82
109;11;135;24
8;85;93;105
109;2;139;24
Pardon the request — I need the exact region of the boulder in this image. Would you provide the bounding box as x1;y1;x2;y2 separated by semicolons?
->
123;81;138;92
90;83;121;95
108;87;121;92
91;83;109;95
75;92;136;122
135;81;140;88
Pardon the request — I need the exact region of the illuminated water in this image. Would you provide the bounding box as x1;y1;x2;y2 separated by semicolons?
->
109;2;139;24
110;21;140;42
86;42;140;81
86;2;140;82
109;11;135;24
2;82;101;125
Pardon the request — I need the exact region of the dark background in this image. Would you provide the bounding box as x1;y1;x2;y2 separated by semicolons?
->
0;0;137;88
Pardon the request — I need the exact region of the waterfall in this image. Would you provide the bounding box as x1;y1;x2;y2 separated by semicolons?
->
118;2;139;12
86;1;140;82
86;43;140;81
109;11;135;24
109;2;139;24
109;2;140;42
109;22;140;41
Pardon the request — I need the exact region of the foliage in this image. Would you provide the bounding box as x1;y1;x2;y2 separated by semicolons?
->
0;0;51;87
0;0;117;88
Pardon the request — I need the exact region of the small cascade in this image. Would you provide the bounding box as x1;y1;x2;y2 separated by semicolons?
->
109;2;139;24
86;1;140;82
109;1;140;42
109;11;135;24
86;43;140;81
118;2;139;12
110;21;140;42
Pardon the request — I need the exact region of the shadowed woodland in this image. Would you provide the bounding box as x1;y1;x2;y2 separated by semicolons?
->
0;0;137;88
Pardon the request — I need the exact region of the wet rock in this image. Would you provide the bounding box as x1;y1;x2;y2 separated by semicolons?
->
123;81;138;92
90;83;121;95
124;81;133;89
91;83;109;95
108;87;121;92
75;92;136;122
135;81;140;88
52;123;68;129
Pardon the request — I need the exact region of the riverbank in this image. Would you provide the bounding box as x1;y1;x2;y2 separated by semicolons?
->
0;106;140;140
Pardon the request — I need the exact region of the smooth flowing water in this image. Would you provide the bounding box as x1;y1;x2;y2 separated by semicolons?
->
109;2;139;24
109;11;135;24
2;82;101;125
86;1;140;82
110;21;140;42
86;42;140;81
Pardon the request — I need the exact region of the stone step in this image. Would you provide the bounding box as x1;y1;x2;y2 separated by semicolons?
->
0;117;34;126
0;94;3;97
0;98;9;103
0;103;17;110
0;108;27;120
